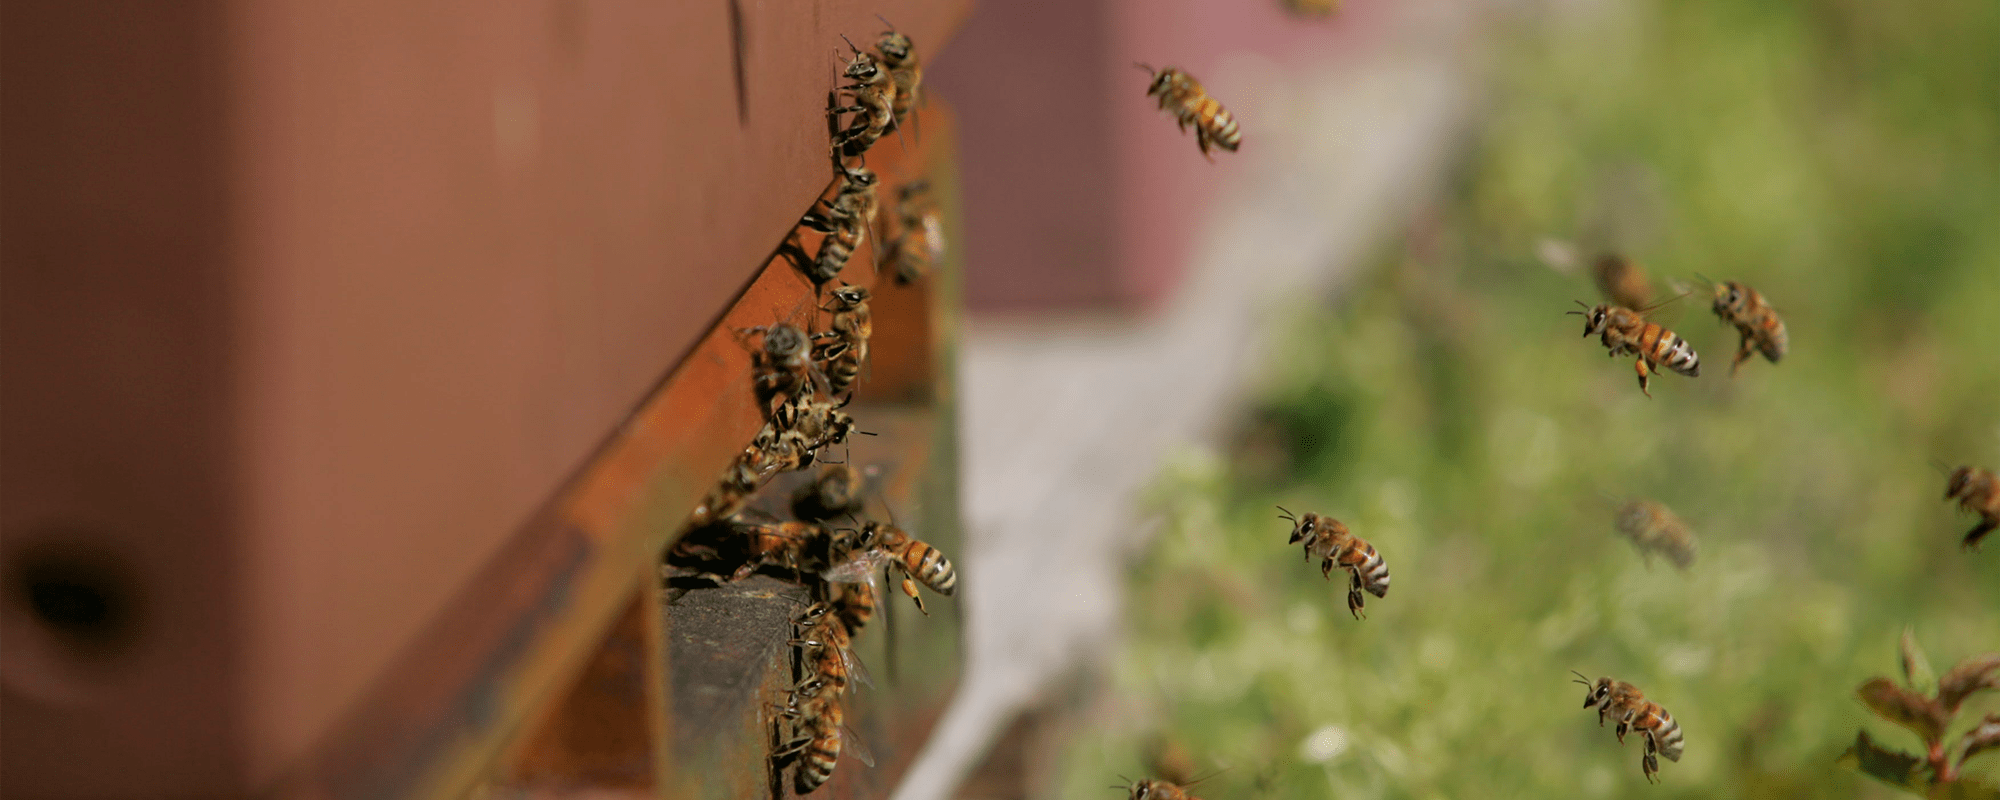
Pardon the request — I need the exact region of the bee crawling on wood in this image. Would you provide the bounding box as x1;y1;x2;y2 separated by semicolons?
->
871;17;922;132
1135;63;1240;161
784;162;881;292
1573;672;1685;783
1943;465;2000;551
831;37;898;161
742;321;823;418
773;690;873;795
1568;299;1700;398
1278;506;1389;619
1706;279;1788;376
812;284;872;399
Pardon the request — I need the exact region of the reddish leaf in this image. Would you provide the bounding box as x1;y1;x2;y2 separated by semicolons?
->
1960;714;2000;769
1859;677;1950;744
1938;654;2000;714
1844;729;1927;790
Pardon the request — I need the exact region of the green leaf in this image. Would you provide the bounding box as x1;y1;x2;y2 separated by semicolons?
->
1860;678;1951;744
1938;654;2000;715
1903;628;1938;692
1925;776;2000;800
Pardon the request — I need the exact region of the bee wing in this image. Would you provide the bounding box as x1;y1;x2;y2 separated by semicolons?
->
841;722;877;768
822;548;890;584
841;642;874;690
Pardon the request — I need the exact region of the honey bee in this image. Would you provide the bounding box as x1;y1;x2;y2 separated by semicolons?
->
1613;499;1697;570
1572;672;1685;783
790;601;872;696
787;163;880;291
813;285;872;398
1707;280;1788;376
772;393;865;461
1135;64;1240;162
886;180;945;285
688;451;766;527
774;692;873;795
825;521;958;615
1278;506;1389;619
831;579;876;638
871;19;921;130
726;518;831;581
744;322;821;417
1591;253;1654;311
1944;465;2000;551
832;39;897;160
1569;301;1701;398
1278;0;1341;16
793;463;868;523
1113;777;1204;800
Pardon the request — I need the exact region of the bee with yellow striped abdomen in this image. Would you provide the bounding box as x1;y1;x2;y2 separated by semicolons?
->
1708;280;1788;376
1278;506;1389;619
1570;300;1701;397
1136;64;1240;162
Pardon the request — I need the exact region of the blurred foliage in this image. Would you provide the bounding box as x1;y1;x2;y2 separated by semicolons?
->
1060;0;2000;797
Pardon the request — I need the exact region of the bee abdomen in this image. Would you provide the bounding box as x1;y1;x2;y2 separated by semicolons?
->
1651;330;1700;377
905;543;957;595
795;734;840;794
1357;546;1389;597
1651;714;1684;761
1198;99;1241;151
1758;316;1788;362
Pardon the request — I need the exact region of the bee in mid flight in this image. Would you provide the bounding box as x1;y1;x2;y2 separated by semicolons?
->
1613;499;1697;570
1591;253;1654;311
1135;64;1240;161
887;180;944;285
1278;506;1389;619
793;463;868;523
1573;672;1685;783
1944;465;2000;551
825;521;958;615
813;285;872;399
1708;280;1788;376
1569;301;1700;397
1114;777;1203;800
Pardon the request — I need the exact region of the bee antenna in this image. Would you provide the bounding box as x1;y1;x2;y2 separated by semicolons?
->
1570;670;1594;686
875;13;897;31
1132;62;1156;74
840;33;863;54
1276;505;1297;522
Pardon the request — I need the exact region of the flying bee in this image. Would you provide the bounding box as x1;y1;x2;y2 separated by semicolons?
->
1278;0;1341;16
832;39;897;160
1707;280;1788;375
812;284;872;398
1277;506;1389;619
1135;64;1240;162
794;463;868;523
1591;253;1654;311
786;163;880;291
1613;499;1698;570
824;521;958;616
1113;777;1204;800
774;692;873;795
743;322;822;417
871;18;922;130
1568;300;1700;398
1572;672;1685;783
887;180;945;285
1944;465;2000;551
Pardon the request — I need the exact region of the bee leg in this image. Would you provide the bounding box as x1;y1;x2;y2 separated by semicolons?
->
1320;557;1336;580
1346;588;1366;619
900;576;929;615
1642;738;1660;783
1731;335;1754;377
1964;518;1997;551
1633;358;1653;398
1614;721;1628;745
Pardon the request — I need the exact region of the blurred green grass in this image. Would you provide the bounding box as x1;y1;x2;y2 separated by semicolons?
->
1063;0;2000;797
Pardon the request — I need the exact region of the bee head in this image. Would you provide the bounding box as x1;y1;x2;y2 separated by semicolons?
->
764;324;809;358
1570;303;1611;336
1946;466;1974;499
829;284;872;309
876;31;912;62
1711;281;1745;316
1134;63;1172;96
1572;671;1609;708
841;43;880;80
1277;506;1311;544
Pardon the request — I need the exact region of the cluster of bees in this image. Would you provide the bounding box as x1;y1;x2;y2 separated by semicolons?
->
664;18;966;796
